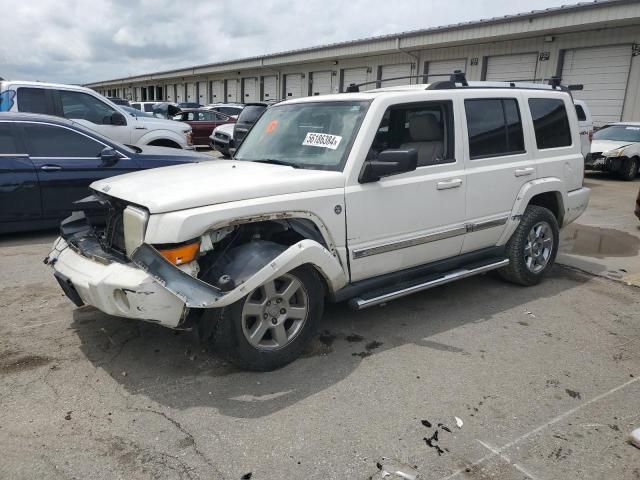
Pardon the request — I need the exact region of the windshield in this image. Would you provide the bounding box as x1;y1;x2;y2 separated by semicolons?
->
234;101;369;171
593;125;640;143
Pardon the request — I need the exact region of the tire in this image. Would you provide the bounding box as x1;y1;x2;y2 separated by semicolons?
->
498;205;559;286
209;265;325;371
619;157;638;181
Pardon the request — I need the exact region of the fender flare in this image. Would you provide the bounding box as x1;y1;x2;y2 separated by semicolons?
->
132;239;347;309
496;177;566;245
137;129;187;148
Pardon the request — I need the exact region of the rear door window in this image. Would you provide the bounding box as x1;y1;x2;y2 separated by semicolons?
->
528;98;572;149
465;98;525;159
17;87;55;115
0;123;19;154
24;124;104;157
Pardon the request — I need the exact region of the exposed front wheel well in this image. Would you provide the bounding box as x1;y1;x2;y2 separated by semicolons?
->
147;139;182;149
528;191;564;226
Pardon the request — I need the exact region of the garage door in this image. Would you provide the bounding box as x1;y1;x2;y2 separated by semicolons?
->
285;74;304;99
166;84;174;102
485;53;539;82
562;45;632;125
262;75;277;100
210;80;223;103
197;81;207;105
226;79;239;102
186;83;197;102
311;71;333;96
176;84;184;102
343;67;369;91
381;63;413;87
426;58;467;83
243;77;258;102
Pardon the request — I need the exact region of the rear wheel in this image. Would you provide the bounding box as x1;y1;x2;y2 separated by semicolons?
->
499;205;559;286
619;157;638;181
209;265;324;371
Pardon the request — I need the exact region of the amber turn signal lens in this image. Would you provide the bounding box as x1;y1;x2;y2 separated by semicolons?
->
157;241;200;265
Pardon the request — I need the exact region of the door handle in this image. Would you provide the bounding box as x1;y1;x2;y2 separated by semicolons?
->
514;167;535;177
40;165;62;172
437;178;463;190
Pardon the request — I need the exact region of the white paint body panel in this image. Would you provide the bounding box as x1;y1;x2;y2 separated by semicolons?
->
92;160;345;214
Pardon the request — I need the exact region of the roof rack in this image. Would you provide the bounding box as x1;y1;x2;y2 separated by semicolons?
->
344;71;582;96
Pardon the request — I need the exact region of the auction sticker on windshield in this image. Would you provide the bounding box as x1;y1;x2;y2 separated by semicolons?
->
302;132;342;150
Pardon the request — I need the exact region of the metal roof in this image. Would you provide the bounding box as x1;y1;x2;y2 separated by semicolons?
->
86;0;635;86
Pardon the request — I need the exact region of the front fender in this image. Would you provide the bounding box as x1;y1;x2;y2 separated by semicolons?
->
496;177;566;245
132;239;347;309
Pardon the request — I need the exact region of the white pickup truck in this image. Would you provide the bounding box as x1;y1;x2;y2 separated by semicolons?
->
47;77;589;371
0;81;193;149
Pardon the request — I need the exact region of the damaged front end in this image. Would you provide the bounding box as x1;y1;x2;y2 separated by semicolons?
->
48;195;346;330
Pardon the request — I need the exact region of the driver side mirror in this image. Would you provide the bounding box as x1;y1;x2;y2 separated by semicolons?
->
109;112;127;126
358;149;418;183
100;147;121;167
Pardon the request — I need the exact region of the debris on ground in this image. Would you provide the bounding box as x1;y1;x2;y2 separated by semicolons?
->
629;428;640;449
64;411;72;420
240;473;252;479
438;423;452;433
372;458;418;480
421;420;432;428
420;419;451;456
455;417;463;428
121;371;127;377
524;310;536;318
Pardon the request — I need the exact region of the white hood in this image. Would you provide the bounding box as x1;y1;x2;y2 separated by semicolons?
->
91;160;344;213
591;139;632;154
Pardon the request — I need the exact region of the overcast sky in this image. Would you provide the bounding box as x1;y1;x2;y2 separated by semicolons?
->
0;0;574;85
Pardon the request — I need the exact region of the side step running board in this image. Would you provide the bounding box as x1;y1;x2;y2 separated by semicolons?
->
349;259;509;310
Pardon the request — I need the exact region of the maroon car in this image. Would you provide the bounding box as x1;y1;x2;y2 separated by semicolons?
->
173;108;235;148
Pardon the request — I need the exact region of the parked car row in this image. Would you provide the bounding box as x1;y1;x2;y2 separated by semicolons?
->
0;112;211;233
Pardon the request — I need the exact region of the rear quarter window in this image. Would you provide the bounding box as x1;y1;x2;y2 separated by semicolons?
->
575;104;587;122
529;98;572;149
17;87;53;115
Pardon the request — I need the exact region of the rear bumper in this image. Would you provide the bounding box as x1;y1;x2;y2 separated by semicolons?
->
48;237;186;328
564;187;590;226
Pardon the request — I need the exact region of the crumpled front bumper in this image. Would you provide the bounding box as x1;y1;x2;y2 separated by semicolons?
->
48;237;187;328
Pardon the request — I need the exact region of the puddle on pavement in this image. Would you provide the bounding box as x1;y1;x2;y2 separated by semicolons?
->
561;224;640;259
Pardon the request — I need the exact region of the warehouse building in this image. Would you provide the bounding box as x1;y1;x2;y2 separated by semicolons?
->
88;0;640;126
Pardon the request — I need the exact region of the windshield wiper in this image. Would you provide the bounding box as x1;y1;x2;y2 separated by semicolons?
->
251;159;301;168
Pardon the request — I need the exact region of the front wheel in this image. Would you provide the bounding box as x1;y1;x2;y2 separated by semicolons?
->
499;205;559;286
209;265;324;371
619;157;638;181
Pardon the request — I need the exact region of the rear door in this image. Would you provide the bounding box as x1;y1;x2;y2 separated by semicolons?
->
460;93;535;253
0;121;42;226
193;111;219;146
21;122;138;219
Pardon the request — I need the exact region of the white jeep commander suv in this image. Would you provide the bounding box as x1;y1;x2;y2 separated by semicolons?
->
47;75;590;371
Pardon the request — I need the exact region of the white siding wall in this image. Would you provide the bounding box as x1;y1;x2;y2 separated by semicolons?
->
243;77;259;102
485;53;539;82
210;80;224;103
262;75;278;100
310;71;333;96
562;44;632;125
